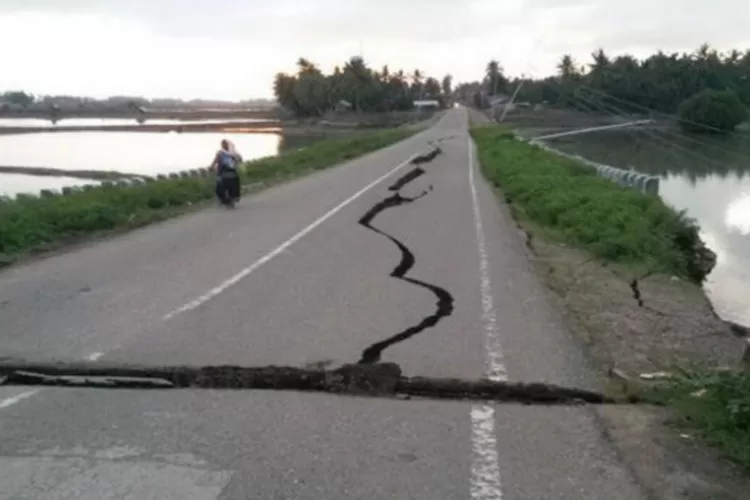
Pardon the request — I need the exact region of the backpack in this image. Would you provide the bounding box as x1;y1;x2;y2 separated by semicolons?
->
217;150;236;173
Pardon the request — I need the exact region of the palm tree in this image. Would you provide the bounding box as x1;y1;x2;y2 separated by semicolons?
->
485;60;504;95
441;75;453;96
557;55;578;80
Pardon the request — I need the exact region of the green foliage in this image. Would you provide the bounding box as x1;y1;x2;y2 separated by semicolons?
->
470;125;708;282
273;56;449;117
0;129;413;260
648;367;750;471
679;89;748;133
1;90;34;108
463;44;750;120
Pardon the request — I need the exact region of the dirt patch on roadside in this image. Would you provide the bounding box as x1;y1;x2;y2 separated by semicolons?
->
596;405;750;500
520;210;750;499
527;236;744;376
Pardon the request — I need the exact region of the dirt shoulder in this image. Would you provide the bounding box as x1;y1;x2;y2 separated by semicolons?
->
467;107;750;499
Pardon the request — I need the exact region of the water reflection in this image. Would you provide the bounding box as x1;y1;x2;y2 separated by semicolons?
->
0;132;283;175
547;129;750;326
0;126;338;197
725;194;750;235
0;118;265;128
0;173;100;197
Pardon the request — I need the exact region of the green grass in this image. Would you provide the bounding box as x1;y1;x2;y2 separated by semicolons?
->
647;367;750;471
0;128;414;264
470;125;708;282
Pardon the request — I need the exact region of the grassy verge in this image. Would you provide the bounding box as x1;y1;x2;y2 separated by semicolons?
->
647;368;750;472
0;128;415;265
471;122;750;477
470;125;709;282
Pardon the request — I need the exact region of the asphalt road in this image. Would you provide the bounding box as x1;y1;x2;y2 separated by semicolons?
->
0;108;648;499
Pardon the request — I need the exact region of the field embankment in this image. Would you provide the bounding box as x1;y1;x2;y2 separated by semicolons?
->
0;128;415;267
470;121;750;492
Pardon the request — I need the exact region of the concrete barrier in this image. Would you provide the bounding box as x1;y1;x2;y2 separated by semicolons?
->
10;167;200;202
528;139;660;196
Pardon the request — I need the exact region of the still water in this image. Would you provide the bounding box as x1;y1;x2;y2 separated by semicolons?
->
549;128;750;326
0;126;324;197
0;172;101;196
0;118;264;128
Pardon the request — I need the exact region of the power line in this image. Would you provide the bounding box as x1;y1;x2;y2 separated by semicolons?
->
579;87;750;164
579;84;750;137
537;78;735;176
569;87;738;173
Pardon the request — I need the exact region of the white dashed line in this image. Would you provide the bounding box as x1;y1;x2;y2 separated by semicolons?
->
468;134;507;500
0;389;40;410
468;137;508;381
162;153;420;321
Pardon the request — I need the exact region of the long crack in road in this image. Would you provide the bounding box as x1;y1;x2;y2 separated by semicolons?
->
357;147;454;364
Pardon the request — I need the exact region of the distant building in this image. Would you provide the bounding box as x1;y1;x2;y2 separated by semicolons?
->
334;100;353;113
413;99;440;109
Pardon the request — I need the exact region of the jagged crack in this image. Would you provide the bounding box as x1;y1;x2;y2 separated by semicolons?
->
357;165;454;364
630;279;644;307
0;361;616;404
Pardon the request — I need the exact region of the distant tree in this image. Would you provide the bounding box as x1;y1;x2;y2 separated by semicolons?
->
493;43;750;115
1;91;34;107
485;60;507;95
441;74;453;96
678;89;748;133
557;55;579;81
271;57;444;117
424;77;442;98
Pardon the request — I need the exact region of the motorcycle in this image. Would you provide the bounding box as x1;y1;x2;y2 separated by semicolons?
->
215;170;241;209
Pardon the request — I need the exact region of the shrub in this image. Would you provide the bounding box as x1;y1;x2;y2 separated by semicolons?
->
678;89;748;133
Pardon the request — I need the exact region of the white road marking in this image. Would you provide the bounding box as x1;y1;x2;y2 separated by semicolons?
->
468;137;508;381
0;389;40;409
468;134;507;500
470;405;504;500
162;153;419;320
2;347;119;411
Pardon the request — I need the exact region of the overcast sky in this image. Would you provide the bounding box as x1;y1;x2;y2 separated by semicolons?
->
1;0;748;100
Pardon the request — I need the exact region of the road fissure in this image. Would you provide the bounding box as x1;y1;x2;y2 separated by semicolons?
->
357;149;454;364
0;361;617;405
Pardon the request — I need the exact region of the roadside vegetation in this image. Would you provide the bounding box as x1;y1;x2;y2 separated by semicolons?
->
678;89;748;133
647;367;750;472
0;128;414;266
471;120;750;479
470;125;710;282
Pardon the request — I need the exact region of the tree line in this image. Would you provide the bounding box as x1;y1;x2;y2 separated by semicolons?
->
460;44;750;132
274;56;452;117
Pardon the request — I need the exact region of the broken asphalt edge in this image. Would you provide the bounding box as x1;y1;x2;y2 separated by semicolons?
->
0;361;618;405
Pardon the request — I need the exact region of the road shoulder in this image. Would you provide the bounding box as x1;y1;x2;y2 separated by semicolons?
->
468;107;750;499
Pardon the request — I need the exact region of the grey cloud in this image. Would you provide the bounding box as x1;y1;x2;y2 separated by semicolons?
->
3;0;750;52
533;0;750;58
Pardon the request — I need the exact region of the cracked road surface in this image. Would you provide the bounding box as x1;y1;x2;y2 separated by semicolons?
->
0;109;648;499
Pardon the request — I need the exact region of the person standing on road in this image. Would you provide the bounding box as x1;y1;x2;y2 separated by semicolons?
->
210;139;243;205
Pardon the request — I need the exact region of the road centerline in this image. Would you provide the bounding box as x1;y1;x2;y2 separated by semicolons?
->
467;130;507;500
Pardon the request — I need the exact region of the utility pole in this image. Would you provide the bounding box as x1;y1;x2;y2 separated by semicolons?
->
499;79;524;123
